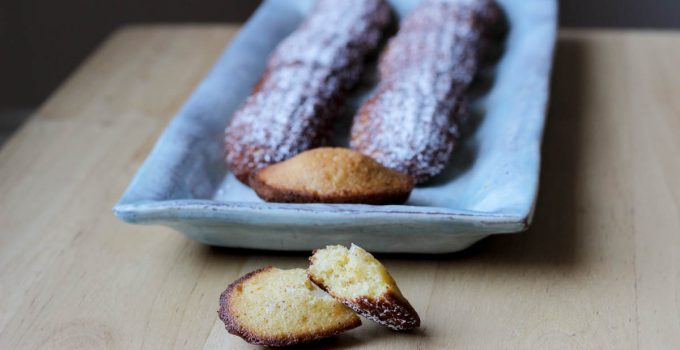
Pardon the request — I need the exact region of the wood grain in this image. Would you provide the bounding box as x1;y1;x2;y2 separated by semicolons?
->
1;26;680;349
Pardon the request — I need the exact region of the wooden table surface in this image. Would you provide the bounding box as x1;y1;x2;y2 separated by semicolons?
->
1;25;680;349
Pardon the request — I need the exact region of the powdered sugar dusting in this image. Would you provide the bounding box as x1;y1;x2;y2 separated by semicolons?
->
225;0;391;183
225;65;342;182
352;77;464;183
269;0;390;71
351;0;503;183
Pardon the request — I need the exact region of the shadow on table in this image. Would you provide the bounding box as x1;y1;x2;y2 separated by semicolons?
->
267;324;427;350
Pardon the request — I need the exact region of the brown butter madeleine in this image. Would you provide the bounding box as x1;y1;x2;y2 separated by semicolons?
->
250;147;414;204
351;76;468;184
218;266;361;347
308;244;421;330
225;0;392;184
351;0;505;184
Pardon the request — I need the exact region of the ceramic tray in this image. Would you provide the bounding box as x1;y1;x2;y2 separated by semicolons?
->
114;0;557;253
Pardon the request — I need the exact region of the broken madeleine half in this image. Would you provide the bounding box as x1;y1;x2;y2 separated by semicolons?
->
218;266;361;347
308;244;420;330
250;147;413;204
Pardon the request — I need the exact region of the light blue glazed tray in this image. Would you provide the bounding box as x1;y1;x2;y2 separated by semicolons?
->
114;0;557;253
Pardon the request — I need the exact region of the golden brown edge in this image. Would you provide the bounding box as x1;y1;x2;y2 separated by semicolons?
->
218;266;362;347
250;167;414;205
307;254;421;331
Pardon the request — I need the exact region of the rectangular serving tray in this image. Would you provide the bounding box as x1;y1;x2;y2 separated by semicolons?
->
114;0;557;253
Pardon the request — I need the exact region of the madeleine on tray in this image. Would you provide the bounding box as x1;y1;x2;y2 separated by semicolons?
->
250;147;414;204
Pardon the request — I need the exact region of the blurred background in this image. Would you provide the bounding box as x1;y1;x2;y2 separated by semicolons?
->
1;0;678;145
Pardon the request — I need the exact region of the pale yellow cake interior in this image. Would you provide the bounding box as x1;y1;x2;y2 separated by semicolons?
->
228;268;358;337
309;244;404;299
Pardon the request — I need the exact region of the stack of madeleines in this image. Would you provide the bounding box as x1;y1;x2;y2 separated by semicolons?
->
223;0;506;205
219;244;420;347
